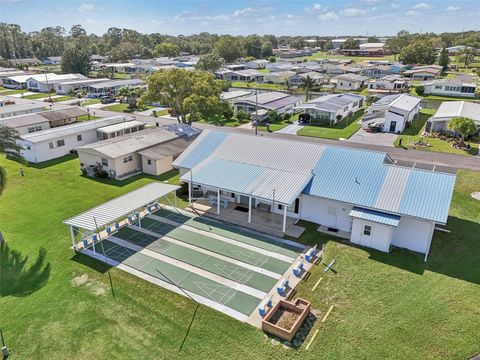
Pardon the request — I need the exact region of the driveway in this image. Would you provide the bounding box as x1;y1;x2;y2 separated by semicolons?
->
348;126;398;147
275;121;304;135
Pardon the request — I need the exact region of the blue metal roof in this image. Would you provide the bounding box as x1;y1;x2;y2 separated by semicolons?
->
174;130;456;224
303;146;389;208
349;207;401;227
173;130;228;169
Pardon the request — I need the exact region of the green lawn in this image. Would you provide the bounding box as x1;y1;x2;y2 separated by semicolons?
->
297;109;364;139
76;115;102;122
23;93;52;100
394;109;479;156
257;114;299;132
50;96;75;103
102;103;129;112
0;89;27;95
231;81;285;91
300;51;396;63
0;155;479;360
81;99;101;106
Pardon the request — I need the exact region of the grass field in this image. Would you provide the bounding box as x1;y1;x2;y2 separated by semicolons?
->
394;109;479;156
101;103;129;112
76;115;102;122
297;109;364;139
81;99;101;106
231;81;285;91
22;93;51;100
50;96;75;103
0;89;27;95
0;155;479;360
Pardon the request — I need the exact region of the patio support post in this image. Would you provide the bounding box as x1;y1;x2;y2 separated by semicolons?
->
282;205;287;233
217;189;221;214
188;181;192;206
70;226;76;251
174;192;177;208
248;196;252;223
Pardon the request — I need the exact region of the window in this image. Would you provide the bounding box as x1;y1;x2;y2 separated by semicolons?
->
57;139;65;147
147;159;152;165
278;204;284;210
77;134;82;141
101;158;108;166
49;142;54;149
28;127;35;133
35;126;42;131
128;155;133;162
123;157;128;163
363;225;372;236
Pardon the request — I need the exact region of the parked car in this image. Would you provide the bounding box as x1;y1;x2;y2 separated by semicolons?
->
100;95;115;104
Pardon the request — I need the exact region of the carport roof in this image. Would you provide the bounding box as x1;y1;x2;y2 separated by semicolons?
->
63;182;180;231
349;207;400;227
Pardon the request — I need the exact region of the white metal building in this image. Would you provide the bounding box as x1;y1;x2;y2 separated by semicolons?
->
0;103;45;119
0;113;50;134
17;116;135;163
173;130;456;260
428;101;480;131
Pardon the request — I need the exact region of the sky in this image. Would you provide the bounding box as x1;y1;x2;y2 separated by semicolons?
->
1;0;479;36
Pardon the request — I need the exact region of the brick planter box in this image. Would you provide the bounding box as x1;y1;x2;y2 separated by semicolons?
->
261;298;311;341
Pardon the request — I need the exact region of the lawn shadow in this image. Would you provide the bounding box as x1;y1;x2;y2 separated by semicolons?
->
71;251;112;274
80;169;180;187
0;243;51;297
28;153;78;169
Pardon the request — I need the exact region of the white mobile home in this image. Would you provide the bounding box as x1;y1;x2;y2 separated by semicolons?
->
233;92;302;116
335;74;369;90
173;130;456;260
86;79;144;98
295;93;364;124
365;94;422;133
17;116;135;163
0;103;45;119
428;101;480;131
77;125;199;179
0;113;50;134
423;79;477;98
26;73;86;93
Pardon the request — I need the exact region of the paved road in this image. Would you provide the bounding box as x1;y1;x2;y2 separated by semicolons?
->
2;94;479;172
348;126;397;147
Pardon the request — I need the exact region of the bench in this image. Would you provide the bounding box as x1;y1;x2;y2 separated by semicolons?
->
277;277;290;295
305;245;318;262
292;261;304;277
258;295;273;317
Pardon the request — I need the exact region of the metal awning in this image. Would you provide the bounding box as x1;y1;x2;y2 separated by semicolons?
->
63;182;180;231
349;207;401;227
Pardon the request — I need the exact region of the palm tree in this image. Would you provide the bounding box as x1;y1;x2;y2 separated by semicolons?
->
300;75;315;101
0;125;24;195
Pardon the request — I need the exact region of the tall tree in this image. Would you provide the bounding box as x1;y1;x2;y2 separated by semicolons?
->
399;38;436;65
61;35;92;75
141;69;222;124
447;117;477;140
196;53;223;72
438;48;450;71
300;75;315;101
154;42;180;57
213;36;243;63
341;38;360;49
0;125;24;195
70;24;86;38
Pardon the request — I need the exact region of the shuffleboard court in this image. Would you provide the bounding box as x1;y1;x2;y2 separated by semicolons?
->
152;208;303;257
94;240;261;316
111;227;278;292
137;217;292;274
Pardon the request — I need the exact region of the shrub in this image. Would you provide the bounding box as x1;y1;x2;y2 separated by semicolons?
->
416;85;425;96
236;109;250;122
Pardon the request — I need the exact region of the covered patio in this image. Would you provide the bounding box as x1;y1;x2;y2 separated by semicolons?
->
187;198;304;238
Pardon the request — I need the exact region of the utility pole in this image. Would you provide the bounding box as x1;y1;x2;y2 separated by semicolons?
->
255;89;258;135
44;66;53;103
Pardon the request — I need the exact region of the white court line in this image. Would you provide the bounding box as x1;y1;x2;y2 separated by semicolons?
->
131;225;282;279
109;236;267;299
82;248;249;322
148;214;295;263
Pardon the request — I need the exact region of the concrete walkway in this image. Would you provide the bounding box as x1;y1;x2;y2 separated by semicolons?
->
135;107;166;116
275;121;304;135
348;127;398;147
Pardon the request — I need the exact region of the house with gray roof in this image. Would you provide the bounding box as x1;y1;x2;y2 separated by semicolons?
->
86;79;144;98
335;73;369;90
172;130;455;259
428;101;480;131
233;91;302;118
294;93;364;124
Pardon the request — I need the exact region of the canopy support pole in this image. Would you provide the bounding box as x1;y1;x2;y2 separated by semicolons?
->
217;189;221;214
282;206;287;233
248;196;252;223
188;182;192;206
70;226;76;252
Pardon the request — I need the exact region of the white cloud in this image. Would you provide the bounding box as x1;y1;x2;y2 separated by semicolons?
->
149;19;163;26
446;6;459;12
304;3;322;14
318;11;339;21
391;3;400;9
78;3;95;13
413;2;432;10
405;10;420;17
363;0;380;4
233;7;259;17
340;8;367;17
313;3;322;10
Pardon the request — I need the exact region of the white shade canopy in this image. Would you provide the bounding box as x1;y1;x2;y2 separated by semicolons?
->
63;182;180;231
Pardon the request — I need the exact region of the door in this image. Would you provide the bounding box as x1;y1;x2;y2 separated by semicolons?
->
239;195;249;205
389;121;397;132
